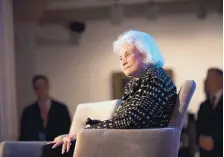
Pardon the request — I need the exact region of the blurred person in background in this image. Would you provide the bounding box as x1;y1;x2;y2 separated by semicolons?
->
196;68;223;157
19;75;71;141
37;30;177;157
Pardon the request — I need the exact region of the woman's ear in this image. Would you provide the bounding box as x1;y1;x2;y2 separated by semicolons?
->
141;53;147;63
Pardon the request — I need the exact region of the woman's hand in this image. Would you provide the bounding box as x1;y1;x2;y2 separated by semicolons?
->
53;135;66;143
47;134;67;145
199;135;214;151
48;133;76;154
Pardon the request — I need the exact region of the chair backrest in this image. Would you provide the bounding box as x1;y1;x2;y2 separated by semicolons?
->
69;99;121;134
169;80;196;130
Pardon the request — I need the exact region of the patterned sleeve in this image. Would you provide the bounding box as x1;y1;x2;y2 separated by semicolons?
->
85;76;176;129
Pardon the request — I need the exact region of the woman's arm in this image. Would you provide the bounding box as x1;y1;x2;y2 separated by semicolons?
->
85;76;176;129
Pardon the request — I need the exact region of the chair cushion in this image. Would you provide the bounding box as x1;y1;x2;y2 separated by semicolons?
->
74;128;180;157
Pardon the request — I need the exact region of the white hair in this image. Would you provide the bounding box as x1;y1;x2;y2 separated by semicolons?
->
113;30;164;67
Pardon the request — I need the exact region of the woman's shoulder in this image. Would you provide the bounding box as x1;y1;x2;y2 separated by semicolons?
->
144;65;169;81
144;66;176;91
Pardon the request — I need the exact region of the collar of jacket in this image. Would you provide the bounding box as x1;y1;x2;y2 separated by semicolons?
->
130;64;159;84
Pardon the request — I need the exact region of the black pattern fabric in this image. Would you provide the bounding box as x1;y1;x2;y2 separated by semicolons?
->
85;65;177;129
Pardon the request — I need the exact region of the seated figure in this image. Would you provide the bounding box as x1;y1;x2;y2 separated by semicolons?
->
38;30;177;157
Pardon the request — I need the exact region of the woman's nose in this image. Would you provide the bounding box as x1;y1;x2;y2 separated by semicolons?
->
122;59;128;67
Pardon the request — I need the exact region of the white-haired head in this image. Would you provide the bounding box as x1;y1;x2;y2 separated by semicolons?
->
113;30;164;67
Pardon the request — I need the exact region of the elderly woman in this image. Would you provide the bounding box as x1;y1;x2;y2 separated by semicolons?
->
38;30;177;157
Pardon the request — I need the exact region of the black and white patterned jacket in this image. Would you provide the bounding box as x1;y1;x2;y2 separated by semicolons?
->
86;65;177;129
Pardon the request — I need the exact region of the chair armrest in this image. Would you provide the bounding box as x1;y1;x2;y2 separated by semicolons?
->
0;141;47;157
75;128;180;157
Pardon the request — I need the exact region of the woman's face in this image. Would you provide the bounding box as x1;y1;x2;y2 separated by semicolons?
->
119;43;146;77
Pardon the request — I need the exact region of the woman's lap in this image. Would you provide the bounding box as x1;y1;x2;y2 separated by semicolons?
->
37;140;76;157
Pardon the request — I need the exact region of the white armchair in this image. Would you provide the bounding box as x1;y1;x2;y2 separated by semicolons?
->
0;99;121;157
